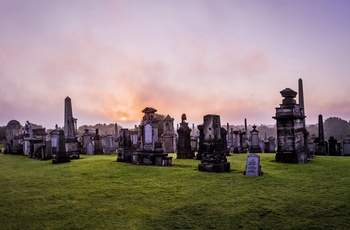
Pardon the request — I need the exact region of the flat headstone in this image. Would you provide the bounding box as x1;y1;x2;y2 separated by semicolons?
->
244;153;263;176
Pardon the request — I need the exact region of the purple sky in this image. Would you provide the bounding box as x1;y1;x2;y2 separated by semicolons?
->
1;0;350;129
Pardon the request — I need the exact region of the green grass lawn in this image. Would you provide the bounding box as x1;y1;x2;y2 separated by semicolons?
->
0;153;350;230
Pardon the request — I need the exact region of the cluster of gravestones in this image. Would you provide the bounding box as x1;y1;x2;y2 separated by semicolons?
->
3;79;350;175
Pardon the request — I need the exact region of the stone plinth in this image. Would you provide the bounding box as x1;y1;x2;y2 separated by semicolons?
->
197;115;230;172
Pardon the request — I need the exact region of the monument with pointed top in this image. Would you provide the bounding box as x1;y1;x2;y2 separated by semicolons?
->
64;96;80;159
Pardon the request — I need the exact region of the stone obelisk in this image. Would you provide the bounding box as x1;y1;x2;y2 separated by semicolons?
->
298;78;306;126
64;96;76;140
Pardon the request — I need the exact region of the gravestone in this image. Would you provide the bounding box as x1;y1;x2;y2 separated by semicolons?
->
244;153;263;176
94;129;104;154
161;115;175;153
232;130;241;153
117;128;133;162
176;114;195;159
86;141;94;155
273;88;307;163
103;134;116;154
81;128;92;154
198;114;230;173
249;125;261;153
52;130;71;164
342;135;350;156
268;136;276;153
328;136;341;156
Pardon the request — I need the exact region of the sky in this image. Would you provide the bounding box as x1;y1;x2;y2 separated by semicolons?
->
1;0;350;129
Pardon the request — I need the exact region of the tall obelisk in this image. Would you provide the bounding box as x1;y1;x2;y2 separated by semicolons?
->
298;78;306;126
64;96;76;140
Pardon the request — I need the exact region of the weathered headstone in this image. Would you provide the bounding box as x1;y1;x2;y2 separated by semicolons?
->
117;128;133;162
176;114;195;159
268;136;276;153
161;115;175;153
93;129;103;155
244;153;263;176
328;136;341;156
342;135;350;156
198;114;230;173
52;130;71;164
4;120;23;155
249;125;261;153
103;134;116;154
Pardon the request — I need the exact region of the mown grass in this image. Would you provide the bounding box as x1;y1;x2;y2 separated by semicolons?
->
0;153;350;230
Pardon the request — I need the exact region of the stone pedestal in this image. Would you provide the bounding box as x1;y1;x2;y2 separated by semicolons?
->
197;115;230;172
273;88;307;163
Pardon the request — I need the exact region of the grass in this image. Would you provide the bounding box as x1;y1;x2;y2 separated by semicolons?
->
0;153;350;230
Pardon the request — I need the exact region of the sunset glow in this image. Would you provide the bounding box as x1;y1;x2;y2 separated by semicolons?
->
1;0;350;128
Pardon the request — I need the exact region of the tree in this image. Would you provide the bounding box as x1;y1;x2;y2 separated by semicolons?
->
324;117;350;140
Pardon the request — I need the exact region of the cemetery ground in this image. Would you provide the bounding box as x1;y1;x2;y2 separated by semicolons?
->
0;151;350;230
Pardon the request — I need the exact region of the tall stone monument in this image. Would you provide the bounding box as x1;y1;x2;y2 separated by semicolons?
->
273;88;307;163
64;97;80;159
176;114;195;159
161;115;175;153
298;78;311;157
198;114;230;172
314;114;327;155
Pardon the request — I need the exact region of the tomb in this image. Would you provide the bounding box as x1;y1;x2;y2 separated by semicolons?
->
176;114;195;159
273;88;307;163
22;121;49;160
198;114;230;172
131;107;173;166
4;120;23;155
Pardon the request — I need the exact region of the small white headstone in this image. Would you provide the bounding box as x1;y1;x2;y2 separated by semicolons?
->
245;153;262;176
